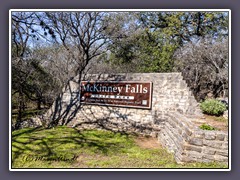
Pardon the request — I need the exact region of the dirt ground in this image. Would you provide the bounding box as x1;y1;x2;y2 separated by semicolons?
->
134;136;162;149
191;114;228;132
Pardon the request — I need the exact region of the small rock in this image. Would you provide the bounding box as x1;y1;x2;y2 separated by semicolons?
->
223;110;228;119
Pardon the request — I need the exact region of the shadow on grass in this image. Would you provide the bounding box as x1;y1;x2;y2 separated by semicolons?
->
11;126;132;167
12;127;43;138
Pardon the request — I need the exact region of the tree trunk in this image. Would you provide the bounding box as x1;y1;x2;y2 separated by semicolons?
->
37;99;41;110
15;89;24;130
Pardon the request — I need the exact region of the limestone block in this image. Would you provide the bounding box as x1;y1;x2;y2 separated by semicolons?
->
203;140;223;149
215;150;228;157
214;155;228;162
202;148;216;155
203;154;215;160
204;132;216;140
216;133;226;141
189;138;203;146
193;131;204;139
184;144;202;153
221;142;228;150
187;151;203;160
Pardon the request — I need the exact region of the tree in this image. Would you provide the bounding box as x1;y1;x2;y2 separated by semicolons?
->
11;11;115;127
43;12;112;78
11;12;60;129
174;37;228;101
38;12;114;126
102;12;175;73
105;12;228;73
30;44;77;88
133;30;177;72
138;12;228;44
12;12;35;129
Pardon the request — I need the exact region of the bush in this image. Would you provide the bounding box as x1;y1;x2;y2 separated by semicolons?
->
200;99;227;116
199;123;216;131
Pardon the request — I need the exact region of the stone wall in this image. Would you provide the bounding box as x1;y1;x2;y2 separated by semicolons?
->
55;73;201;134
37;73;228;164
64;73;202;117
158;112;228;163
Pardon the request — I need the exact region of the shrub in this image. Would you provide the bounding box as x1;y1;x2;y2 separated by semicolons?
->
199;124;216;131
200;99;227;116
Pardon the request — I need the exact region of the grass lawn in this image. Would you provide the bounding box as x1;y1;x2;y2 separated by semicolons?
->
12;126;228;169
